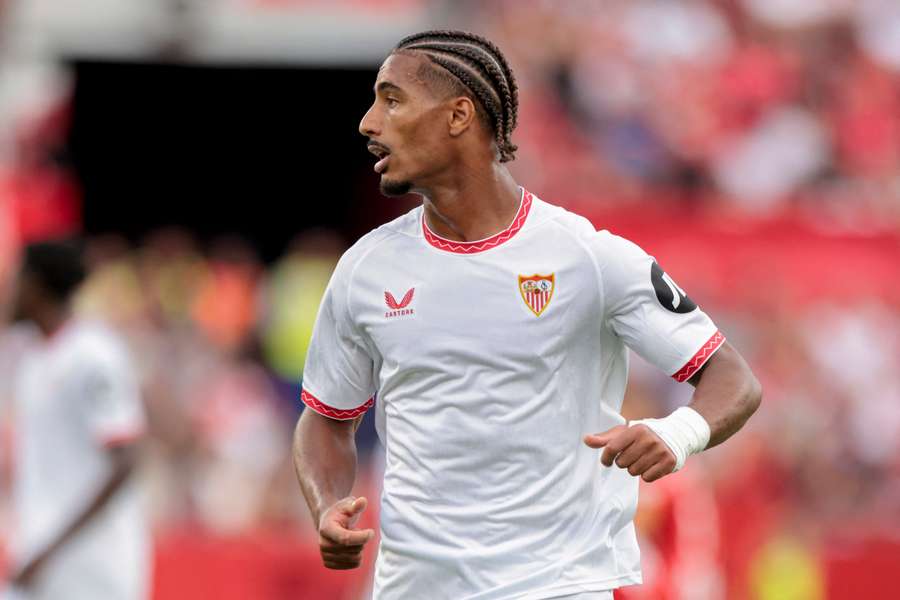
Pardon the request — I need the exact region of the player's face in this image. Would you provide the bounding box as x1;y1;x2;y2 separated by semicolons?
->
359;53;455;197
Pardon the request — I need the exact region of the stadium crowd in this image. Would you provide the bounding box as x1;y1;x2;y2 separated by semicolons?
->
470;0;900;224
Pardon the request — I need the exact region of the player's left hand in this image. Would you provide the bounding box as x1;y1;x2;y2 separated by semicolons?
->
584;424;676;482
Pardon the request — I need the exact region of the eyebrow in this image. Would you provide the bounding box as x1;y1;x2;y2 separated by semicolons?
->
375;81;404;95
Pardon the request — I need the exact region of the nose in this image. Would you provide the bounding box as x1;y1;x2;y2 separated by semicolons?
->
359;103;381;138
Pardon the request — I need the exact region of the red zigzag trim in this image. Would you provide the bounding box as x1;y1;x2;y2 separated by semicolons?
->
301;389;374;420
672;330;725;383
423;189;533;254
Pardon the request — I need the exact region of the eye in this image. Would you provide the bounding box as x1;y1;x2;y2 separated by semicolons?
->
386;97;400;108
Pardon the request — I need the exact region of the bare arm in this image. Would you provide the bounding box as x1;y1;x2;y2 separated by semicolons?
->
13;443;139;587
293;409;373;569
293;408;360;525
686;340;762;448
586;340;761;481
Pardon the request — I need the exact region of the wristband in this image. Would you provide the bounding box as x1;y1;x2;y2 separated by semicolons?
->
629;406;710;472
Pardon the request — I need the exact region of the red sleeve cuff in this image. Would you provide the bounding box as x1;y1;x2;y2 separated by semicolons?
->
672;330;725;383
300;388;374;421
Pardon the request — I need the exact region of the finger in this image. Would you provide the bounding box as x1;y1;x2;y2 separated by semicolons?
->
322;549;363;562
625;451;659;477
324;562;358;570
583;425;628;449
601;442;629;467
641;457;676;482
323;556;362;570
323;559;361;571
599;429;639;467
320;524;375;547
343;496;368;517
322;544;364;555
614;434;656;469
320;538;366;552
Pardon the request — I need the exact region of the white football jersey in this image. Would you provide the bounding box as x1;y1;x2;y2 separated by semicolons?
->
302;189;724;600
12;320;149;600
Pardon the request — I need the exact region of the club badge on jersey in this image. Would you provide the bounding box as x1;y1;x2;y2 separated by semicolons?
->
518;273;555;317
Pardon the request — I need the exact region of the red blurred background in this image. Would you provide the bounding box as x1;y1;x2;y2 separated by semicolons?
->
1;1;899;599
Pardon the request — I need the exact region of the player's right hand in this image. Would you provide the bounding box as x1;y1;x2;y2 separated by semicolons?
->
318;496;375;570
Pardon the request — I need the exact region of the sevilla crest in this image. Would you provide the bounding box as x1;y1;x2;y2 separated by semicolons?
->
518;274;554;317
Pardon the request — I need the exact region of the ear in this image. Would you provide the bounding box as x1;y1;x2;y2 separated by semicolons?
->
447;96;477;137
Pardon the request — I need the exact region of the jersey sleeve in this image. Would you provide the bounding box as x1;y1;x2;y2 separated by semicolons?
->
82;341;146;448
300;251;376;420
592;230;725;382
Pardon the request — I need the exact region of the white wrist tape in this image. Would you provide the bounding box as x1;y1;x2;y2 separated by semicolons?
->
629;406;710;472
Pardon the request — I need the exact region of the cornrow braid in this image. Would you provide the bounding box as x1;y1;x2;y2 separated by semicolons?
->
394;30;519;163
402;43;510;136
396;30;519;126
413;49;504;138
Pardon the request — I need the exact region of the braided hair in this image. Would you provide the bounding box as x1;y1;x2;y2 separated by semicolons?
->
394;30;519;163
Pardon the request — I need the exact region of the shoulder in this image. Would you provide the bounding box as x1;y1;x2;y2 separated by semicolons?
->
525;194;598;240
525;195;653;292
342;206;420;264
331;205;422;284
527;195;641;261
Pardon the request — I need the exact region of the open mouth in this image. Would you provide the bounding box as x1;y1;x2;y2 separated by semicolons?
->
368;142;391;174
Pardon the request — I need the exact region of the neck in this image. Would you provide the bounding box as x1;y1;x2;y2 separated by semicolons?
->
418;163;521;242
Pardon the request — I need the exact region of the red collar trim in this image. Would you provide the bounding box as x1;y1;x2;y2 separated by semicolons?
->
422;188;533;254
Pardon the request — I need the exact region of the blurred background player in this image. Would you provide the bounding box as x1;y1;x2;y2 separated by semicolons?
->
3;241;149;600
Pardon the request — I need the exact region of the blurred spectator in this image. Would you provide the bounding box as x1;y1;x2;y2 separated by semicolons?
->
4;241;149;599
191;236;261;353
0;61;80;243
711;106;829;210
472;0;900;219
261;230;342;383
